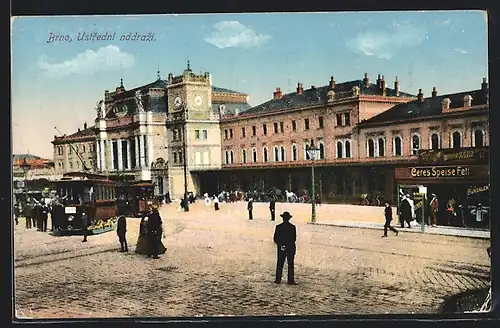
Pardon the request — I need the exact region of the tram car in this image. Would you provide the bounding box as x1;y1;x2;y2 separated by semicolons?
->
53;172;118;235
116;181;157;217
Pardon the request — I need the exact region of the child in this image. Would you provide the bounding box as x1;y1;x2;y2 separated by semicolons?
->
117;215;128;252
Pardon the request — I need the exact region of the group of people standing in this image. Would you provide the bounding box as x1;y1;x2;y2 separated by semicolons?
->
15;198;55;232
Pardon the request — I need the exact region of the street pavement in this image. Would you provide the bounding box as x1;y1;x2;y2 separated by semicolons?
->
13;201;491;318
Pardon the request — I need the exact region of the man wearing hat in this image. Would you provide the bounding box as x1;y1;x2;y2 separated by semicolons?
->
247;198;254;220
146;204;163;259
273;211;298;285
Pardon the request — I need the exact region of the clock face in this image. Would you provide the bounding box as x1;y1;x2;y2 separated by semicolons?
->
115;105;128;117
194;95;203;107
174;96;182;108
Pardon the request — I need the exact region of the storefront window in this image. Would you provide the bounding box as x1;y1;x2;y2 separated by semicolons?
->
474;130;484;147
431;133;439;150
452;131;462;149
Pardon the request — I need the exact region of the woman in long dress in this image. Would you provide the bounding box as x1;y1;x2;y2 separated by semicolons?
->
135;214;149;254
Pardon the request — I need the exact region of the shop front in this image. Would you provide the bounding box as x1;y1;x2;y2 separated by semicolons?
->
395;147;489;229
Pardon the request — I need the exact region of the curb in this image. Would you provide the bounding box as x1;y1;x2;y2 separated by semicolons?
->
307;222;490;240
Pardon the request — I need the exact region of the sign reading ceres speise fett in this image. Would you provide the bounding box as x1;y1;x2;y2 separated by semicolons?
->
410;166;471;178
395;165;489;181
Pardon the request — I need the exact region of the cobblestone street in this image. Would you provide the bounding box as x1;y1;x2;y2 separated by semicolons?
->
13;201;491;318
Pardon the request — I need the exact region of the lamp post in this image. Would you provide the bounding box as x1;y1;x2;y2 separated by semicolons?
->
182;125;189;212
20;157;31;203
306;140;319;223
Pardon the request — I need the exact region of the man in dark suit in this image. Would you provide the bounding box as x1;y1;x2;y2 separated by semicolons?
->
382;203;398;237
117;215;128;252
147;204;163;259
399;195;412;228
269;197;276;221
247;198;254;220
273;211;298;285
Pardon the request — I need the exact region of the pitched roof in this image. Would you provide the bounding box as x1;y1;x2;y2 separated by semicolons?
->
53;125;96;143
212;86;247;95
243;80;414;115
212;101;252;116
358;88;489;126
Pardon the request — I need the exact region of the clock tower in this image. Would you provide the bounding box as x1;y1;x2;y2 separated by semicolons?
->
165;62;222;200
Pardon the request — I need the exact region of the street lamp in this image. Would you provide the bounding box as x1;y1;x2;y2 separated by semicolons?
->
182;125;189;212
306;139;319;223
20;157;31;203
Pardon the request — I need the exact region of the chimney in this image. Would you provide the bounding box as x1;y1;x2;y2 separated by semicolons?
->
380;75;386;96
363;73;369;87
84;122;87;129
394;76;400;96
481;77;488;91
376;74;382;88
417;89;424;102
431;87;438;98
297;82;303;95
329;76;336;89
273;87;283;100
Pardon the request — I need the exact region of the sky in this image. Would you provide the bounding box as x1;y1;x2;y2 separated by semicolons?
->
11;11;488;159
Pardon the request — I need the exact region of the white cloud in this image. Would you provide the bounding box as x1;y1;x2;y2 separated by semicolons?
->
37;45;135;78
204;21;271;49
346;22;426;59
454;47;468;54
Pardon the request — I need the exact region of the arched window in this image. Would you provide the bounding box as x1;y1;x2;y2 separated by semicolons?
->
367;139;375;157
263;147;268;162
474;129;484;147
411;134;420;155
292;144;297;161
378;138;385;157
345;140;351;158
252;148;257;162
225;151;229;164
274;146;279;161
430;133;440;150
242;149;247;163
452;131;462;149
319;142;325;159
336;141;343;158
393;136;402;156
230;151;234;164
280;146;286;161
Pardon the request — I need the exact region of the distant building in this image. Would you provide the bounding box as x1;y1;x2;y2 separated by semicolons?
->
13;154;59;183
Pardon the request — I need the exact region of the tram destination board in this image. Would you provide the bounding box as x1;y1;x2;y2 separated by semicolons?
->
418;147;488;165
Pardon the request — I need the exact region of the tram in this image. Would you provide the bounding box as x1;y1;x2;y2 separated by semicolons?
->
116;181;157;217
53;172;118;235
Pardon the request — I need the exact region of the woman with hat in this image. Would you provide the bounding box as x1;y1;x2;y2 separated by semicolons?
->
273;211;298;285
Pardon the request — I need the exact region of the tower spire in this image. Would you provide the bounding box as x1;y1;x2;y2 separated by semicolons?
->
157;62;161;80
120;61;124;87
187;57;191;71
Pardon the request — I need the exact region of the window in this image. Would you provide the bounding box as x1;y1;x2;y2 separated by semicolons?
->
274;122;279;134
225;151;229;164
203;151;209;164
337;141;343;158
292;144;297;161
394;136;402;156
336;114;342;126
252;126;256;136
319;142;325;159
345;140;351;158
304;118;310;130
252;148;257;162
452;131;462;149
280;122;284;133
224;130;228;139
367;139;375;157
411;134;421;155
292;120;297;131
304;144;310;160
230;151;234;164
82;145;86;153
229;129;233;139
70;162;73;169
173;130;178;140
431;133;440;150
280;146;286;161
474;130;484;147
241;127;246;138
263;124;267;135
274;146;279;161
173;152;177;163
378;138;385;157
202;130;208;139
344;112;351;126
195;129;200;139
195;151;201;165
263;147;268;162
242;149;247;163
318;116;324;129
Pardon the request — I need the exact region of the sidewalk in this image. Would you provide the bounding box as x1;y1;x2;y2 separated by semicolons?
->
308;221;490;239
